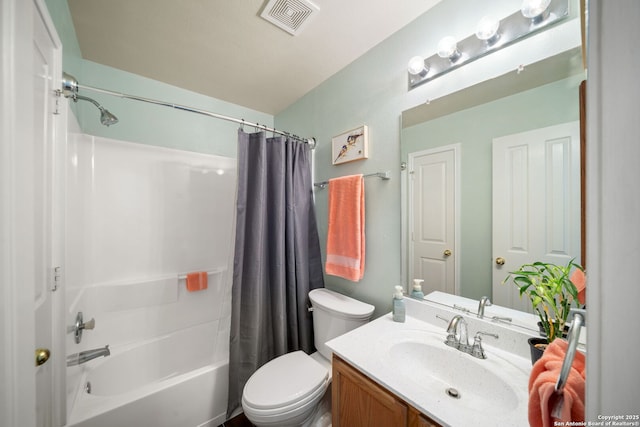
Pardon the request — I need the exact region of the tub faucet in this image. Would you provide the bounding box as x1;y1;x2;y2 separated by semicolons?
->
445;315;469;351
67;345;110;367
477;296;492;318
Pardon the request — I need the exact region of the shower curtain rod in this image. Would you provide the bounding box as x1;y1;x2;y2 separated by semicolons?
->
62;73;316;147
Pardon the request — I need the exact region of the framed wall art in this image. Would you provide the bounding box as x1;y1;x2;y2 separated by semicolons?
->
331;125;369;165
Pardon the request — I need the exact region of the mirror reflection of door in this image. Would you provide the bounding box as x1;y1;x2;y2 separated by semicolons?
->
408;144;459;295
492;122;581;312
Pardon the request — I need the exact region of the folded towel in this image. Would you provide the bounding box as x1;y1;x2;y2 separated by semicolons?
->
570;268;586;305
325;174;365;282
186;272;208;292
528;339;586;427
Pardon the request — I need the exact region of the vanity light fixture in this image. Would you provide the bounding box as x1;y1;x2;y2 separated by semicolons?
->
521;0;552;24
407;0;568;90
475;16;500;45
437;36;461;62
407;56;429;77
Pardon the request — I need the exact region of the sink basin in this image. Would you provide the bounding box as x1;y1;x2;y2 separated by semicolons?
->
383;329;528;414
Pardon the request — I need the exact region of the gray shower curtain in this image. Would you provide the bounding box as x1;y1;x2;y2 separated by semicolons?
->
227;130;325;416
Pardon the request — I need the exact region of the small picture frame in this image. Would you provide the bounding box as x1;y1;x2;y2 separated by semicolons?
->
331;125;369;165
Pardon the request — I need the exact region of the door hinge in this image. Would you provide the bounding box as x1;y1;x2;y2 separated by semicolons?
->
51;266;61;292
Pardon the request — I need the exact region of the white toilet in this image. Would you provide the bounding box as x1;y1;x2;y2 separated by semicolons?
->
241;288;374;427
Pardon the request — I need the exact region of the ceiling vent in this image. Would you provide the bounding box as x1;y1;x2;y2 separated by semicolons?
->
260;0;319;36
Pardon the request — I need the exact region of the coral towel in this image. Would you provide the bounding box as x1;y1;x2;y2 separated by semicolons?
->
528;339;586;427
570;268;586;305
325;174;365;282
186;272;208;292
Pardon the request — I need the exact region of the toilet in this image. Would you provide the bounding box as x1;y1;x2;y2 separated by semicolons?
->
241;288;374;427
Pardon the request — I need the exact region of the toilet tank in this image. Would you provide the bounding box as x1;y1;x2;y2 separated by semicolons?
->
309;288;374;360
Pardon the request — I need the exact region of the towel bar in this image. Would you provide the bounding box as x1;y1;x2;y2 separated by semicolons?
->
177;269;220;280
314;171;391;189
555;308;586;393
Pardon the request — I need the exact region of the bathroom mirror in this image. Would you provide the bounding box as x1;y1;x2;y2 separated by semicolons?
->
400;47;585;325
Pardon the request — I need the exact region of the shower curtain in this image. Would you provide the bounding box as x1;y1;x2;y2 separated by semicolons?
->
227;130;325;416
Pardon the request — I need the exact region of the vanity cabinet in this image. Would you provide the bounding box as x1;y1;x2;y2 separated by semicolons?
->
332;355;440;427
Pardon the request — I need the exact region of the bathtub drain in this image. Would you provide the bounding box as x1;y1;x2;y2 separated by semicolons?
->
445;387;460;399
85;382;91;394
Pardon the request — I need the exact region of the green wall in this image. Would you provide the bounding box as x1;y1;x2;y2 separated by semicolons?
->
402;75;582;299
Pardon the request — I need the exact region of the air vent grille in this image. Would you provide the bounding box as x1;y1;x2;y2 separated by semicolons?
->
260;0;319;36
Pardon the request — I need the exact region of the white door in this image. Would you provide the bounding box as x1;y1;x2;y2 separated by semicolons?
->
33;1;64;426
492;122;581;312
408;145;459;295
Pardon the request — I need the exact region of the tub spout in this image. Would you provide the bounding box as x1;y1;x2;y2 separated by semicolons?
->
67;345;110;366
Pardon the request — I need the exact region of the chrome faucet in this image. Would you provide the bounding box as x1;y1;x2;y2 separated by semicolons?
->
67;345;110;366
445;315;469;351
477;296;492;318
441;315;499;359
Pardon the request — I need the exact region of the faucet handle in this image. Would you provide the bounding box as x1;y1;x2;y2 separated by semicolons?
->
475;331;499;339
74;312;96;343
435;314;450;323
471;331;498;359
83;318;96;330
490;316;512;324
453;304;471;314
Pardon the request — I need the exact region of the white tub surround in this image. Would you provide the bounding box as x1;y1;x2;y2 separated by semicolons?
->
65;135;236;426
327;297;536;426
66;323;228;427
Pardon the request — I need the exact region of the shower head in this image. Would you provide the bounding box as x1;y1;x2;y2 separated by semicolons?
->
98;106;119;127
74;95;119;127
61;72;119;126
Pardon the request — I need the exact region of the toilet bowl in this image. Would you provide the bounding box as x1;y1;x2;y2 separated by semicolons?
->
241;288;374;427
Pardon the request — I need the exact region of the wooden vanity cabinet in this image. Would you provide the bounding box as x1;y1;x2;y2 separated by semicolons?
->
332;355;441;427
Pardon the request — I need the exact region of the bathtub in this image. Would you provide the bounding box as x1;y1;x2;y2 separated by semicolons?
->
66;322;229;427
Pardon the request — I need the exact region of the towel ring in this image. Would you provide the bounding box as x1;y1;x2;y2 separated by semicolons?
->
555;308;586;393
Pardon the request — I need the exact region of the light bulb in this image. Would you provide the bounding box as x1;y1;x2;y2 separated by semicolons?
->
408;56;428;76
475;16;500;44
437;36;460;61
521;0;551;21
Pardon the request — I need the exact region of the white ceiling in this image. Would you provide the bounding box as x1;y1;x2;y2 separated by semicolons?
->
67;0;443;115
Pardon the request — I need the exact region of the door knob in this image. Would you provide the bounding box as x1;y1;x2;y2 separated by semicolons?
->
495;257;505;265
35;348;50;366
443;249;452;257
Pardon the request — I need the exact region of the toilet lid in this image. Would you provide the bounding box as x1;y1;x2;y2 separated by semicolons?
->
309;288;374;320
243;351;328;410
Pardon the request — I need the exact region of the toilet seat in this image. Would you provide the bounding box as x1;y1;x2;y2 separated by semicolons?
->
242;351;328;412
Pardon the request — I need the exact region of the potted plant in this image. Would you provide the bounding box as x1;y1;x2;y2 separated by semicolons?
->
503;259;584;364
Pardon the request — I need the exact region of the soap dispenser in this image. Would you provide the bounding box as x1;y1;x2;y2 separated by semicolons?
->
392;286;406;322
410;279;425;300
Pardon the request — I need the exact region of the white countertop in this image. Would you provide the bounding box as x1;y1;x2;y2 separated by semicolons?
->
326;298;534;427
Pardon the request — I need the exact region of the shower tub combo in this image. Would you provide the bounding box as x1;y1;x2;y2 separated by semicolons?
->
65;134;236;427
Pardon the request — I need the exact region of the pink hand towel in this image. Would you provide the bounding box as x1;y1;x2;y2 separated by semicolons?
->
186;272;208;292
325;174;365;282
528;339;586;427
